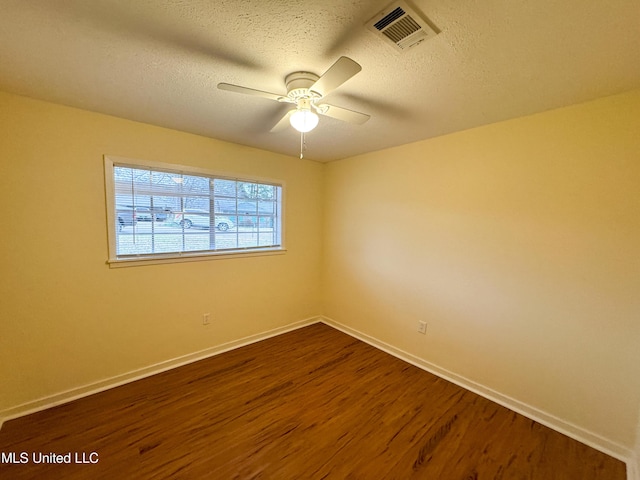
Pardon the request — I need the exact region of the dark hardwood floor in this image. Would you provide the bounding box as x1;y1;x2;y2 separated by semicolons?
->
0;323;626;479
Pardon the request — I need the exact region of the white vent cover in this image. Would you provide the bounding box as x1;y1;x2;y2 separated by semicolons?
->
366;1;438;52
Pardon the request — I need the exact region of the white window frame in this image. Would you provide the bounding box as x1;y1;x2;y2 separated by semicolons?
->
104;155;285;267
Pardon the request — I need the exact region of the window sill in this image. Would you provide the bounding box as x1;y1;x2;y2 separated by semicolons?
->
107;247;286;268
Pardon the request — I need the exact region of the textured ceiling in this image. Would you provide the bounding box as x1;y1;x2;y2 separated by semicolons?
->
0;0;639;161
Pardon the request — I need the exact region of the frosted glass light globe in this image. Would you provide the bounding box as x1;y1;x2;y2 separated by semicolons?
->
290;109;319;133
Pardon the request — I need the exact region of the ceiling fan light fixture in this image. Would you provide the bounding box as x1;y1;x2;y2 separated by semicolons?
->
290;108;319;133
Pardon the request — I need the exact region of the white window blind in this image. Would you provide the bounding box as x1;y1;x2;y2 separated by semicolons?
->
105;156;283;264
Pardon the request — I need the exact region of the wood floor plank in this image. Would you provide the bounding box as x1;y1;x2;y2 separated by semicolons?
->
0;323;626;479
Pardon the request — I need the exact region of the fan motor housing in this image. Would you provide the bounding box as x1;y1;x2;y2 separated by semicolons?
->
285;72;321;100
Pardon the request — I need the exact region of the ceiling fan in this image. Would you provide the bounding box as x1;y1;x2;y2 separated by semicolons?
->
217;57;370;137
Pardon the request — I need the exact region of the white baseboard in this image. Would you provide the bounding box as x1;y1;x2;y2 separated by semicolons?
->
629;454;639;480
0;316;320;430
319;316;633;467
633;414;640;480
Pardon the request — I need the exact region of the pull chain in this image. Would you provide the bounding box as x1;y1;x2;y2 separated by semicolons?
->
299;131;306;159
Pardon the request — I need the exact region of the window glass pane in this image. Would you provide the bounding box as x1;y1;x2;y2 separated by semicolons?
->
258;200;275;214
216;231;238;250
238;182;257;199
213;179;236;197
215;198;235;214
153;229;183;254
237;201;257;215
184;231;210;252
109;160;282;261
237;232;261;249
259;232;276;247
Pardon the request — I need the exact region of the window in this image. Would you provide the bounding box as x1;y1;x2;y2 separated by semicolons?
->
104;156;284;265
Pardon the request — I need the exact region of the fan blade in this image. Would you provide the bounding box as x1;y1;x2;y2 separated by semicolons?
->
317;104;370;125
217;83;288;103
310;57;362;97
270;110;294;133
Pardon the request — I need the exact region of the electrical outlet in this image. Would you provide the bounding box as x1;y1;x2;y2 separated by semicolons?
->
203;313;210;325
418;321;427;334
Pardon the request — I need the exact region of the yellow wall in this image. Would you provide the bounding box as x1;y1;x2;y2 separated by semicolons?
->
323;90;640;450
0;91;323;410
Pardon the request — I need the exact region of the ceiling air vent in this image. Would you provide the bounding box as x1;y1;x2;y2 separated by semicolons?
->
366;1;438;52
